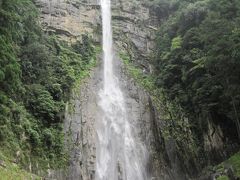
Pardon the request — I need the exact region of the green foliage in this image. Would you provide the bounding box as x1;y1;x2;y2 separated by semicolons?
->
20;42;53;84
171;36;182;50
227;152;240;177
155;0;240;137
0;0;98;174
150;0;240;170
213;151;240;179
217;176;229;180
120;52;156;91
28;128;41;147
72;34;95;63
0;36;21;95
0;152;40;180
26;84;57;123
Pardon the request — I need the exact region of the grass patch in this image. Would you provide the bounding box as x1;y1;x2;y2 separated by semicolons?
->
119;52;156;92
213;151;240;179
226;151;240;177
0;152;40;180
217;175;229;180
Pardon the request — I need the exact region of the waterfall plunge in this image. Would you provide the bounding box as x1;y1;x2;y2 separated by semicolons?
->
95;0;148;179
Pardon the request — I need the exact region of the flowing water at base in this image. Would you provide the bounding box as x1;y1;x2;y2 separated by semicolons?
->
95;0;148;179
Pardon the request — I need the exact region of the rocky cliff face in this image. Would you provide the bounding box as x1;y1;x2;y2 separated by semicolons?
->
34;0;100;42
111;0;158;72
64;64;101;180
35;0;238;179
34;0;158;67
33;0;192;179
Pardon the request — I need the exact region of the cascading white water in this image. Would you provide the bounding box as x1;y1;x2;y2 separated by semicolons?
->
95;0;148;179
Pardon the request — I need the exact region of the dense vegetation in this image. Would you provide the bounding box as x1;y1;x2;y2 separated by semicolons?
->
1;0;240;178
0;0;97;171
119;0;240;177
148;0;240;169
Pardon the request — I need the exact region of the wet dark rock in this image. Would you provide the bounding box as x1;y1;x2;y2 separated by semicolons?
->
225;165;235;180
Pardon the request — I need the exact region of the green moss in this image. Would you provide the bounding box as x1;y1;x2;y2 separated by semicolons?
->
119;52;156;92
72;44;101;92
119;49;199;168
119;51;170;121
0;152;40;180
217;175;229;180
226;152;240;177
215;164;225;173
171;36;182;51
0;0;100;174
213;151;240;179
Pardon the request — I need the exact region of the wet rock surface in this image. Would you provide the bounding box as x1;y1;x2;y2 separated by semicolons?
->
64;63;102;180
114;55;187;180
111;0;159;71
48;55;172;179
35;0;187;179
35;0;239;179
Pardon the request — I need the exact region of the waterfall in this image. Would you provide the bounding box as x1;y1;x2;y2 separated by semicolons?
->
95;0;148;179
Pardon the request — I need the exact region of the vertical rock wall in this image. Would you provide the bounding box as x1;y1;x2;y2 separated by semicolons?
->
63;64;102;180
111;0;158;72
34;0;100;42
34;0;182;179
35;0;239;179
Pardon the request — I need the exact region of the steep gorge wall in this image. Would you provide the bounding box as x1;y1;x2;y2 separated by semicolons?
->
34;0;190;179
34;0;100;42
34;0;238;179
34;0;157;66
111;0;158;71
111;1;240;179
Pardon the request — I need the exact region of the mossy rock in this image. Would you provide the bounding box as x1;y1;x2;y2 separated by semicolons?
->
213;151;240;180
226;152;240;177
216;175;229;180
